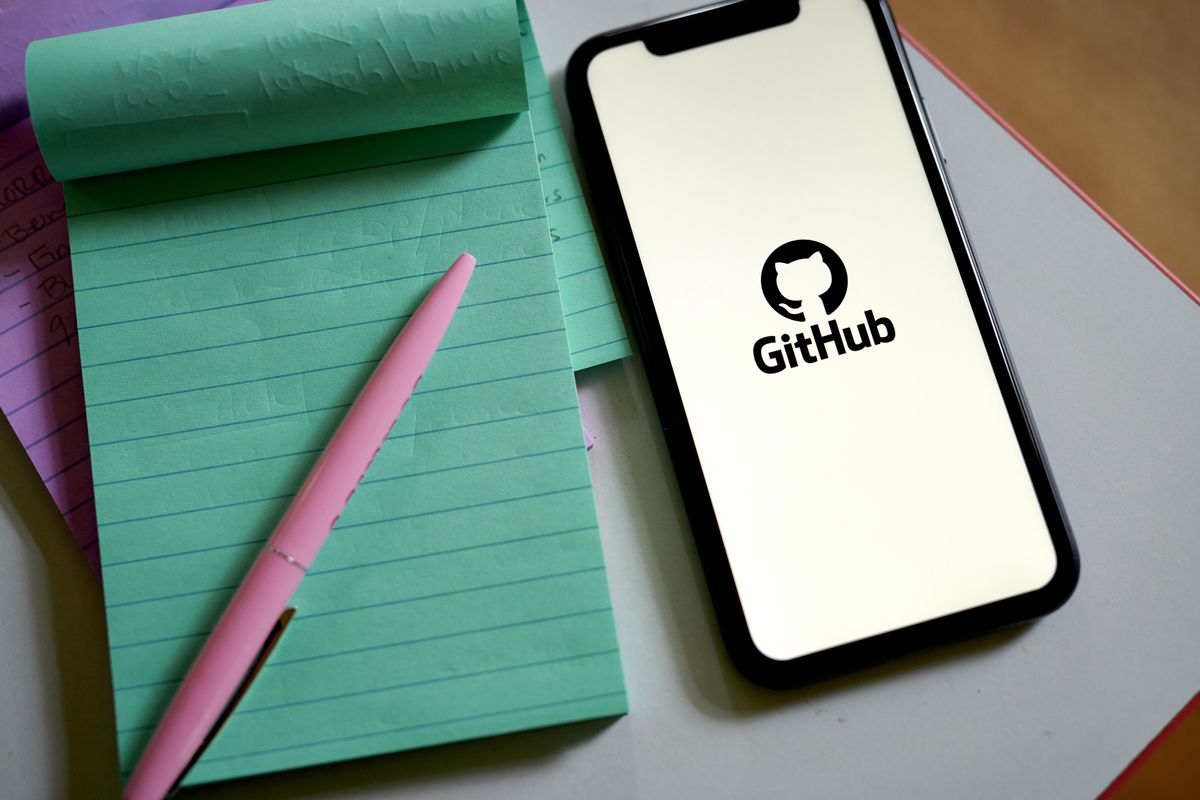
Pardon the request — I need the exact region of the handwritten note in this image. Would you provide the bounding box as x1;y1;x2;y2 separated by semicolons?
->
0;118;97;570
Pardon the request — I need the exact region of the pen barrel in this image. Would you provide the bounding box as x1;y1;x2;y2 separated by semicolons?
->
269;252;475;567
124;252;474;799
266;349;419;566
123;550;305;800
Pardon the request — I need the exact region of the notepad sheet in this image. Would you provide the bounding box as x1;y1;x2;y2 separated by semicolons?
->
518;1;631;369
72;109;626;783
37;0;629;783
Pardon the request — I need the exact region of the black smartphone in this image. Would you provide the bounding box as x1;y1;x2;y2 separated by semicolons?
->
567;0;1078;687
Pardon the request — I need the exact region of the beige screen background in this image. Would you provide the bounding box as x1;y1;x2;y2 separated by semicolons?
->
587;0;1058;661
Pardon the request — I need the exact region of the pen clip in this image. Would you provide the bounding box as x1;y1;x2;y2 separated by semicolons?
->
166;607;297;796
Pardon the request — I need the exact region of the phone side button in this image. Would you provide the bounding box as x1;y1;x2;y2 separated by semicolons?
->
928;118;949;168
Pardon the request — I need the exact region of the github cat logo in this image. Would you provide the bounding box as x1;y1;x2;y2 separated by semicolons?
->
752;239;897;375
760;239;848;322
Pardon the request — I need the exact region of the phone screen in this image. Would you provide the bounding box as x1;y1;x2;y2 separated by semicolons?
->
586;0;1058;661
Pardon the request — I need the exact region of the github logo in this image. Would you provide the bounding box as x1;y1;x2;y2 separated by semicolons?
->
752;239;897;375
760;239;848;322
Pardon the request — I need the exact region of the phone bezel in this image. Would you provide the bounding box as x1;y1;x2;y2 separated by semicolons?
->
566;0;1079;688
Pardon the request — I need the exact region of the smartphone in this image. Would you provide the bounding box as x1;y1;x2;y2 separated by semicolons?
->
567;0;1078;687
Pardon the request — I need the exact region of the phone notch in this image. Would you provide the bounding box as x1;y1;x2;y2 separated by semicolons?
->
643;0;801;56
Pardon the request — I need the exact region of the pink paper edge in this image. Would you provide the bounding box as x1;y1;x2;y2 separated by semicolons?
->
899;27;1200;308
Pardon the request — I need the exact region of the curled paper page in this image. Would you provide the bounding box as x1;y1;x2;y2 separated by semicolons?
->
26;0;528;180
0;0;230;128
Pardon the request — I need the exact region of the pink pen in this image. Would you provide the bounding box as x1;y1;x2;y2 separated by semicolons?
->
123;252;477;800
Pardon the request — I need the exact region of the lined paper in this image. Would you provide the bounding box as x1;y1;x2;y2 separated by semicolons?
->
0;0;231;575
70;108;626;783
0;117;98;569
28;0;529;181
24;0;629;784
518;1;631;370
2;0;629;577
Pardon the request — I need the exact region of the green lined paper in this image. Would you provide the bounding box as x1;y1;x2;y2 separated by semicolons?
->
36;0;626;786
27;0;527;180
518;0;631;369
74;110;626;785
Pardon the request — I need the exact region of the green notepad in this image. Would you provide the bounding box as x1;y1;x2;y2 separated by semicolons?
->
27;0;626;786
518;1;632;369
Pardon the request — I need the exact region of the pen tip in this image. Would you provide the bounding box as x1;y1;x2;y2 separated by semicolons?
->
437;252;475;298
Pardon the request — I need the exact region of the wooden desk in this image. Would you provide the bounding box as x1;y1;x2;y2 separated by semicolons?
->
890;0;1200;294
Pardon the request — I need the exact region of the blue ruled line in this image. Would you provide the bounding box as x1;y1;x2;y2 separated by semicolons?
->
108;564;605;650
87;327;564;410
5;370;80;413
89;364;570;447
101;443;577;530
551;229;595;245
102;483;590;568
563;300;616;318
0;146;37;172
82;251;553;369
112;604;610;692
75;216;547;311
22;412;84;449
122;690;627;762
93;405;577;488
559;263;604;280
571;337;628;357
72;177;540;258
233;649;619;717
72;138;534;219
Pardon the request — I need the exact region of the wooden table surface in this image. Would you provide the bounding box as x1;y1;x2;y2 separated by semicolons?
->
890;0;1200;295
